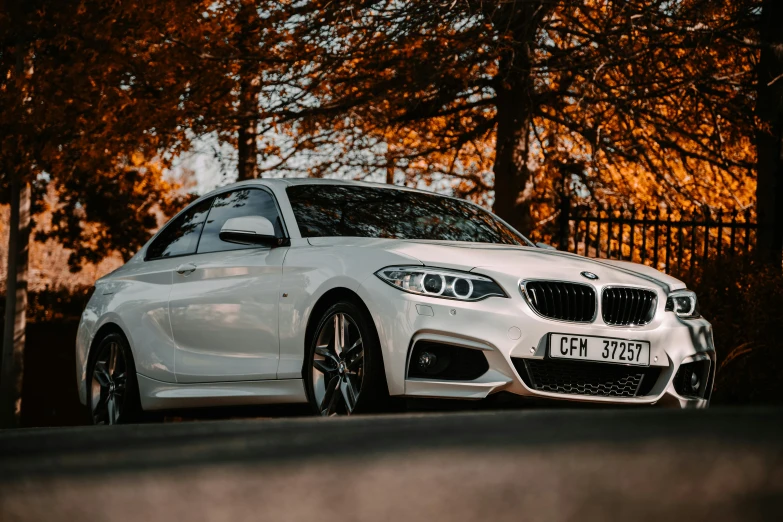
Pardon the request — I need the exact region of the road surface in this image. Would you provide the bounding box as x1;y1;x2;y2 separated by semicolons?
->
1;408;782;521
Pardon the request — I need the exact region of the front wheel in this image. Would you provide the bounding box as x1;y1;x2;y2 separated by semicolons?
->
304;300;386;416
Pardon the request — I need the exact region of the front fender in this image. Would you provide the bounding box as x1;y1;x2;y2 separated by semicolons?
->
275;240;420;379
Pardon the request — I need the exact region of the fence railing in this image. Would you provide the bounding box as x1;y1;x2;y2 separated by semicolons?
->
531;204;758;278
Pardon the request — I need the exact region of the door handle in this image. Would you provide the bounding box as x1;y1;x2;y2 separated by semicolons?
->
175;263;197;275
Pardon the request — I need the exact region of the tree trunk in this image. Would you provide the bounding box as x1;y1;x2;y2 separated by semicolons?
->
235;0;261;181
236;74;260;181
1;177;31;429
492;81;533;234
756;0;783;266
386;149;395;184
488;3;546;235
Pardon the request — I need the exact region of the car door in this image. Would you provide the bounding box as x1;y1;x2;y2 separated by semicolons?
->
128;196;215;382
169;187;287;383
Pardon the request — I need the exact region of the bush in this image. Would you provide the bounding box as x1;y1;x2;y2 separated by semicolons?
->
0;288;91;427
685;258;783;405
0;286;92;324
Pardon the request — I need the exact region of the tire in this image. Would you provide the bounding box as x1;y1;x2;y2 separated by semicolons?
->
304;300;388;416
86;331;142;425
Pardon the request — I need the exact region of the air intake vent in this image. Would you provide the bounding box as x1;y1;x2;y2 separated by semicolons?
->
408;342;489;381
602;288;657;326
523;281;596;322
514;358;661;398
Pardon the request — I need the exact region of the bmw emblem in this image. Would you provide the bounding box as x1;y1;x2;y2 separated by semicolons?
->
581;271;599;280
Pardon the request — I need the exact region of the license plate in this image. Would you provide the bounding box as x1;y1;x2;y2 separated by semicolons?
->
549;333;650;366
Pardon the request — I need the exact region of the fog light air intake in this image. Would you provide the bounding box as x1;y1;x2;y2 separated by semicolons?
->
673;359;712;399
407;342;489;381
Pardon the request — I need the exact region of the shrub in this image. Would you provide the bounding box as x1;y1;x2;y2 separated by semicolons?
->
685;258;783;405
0;286;92;325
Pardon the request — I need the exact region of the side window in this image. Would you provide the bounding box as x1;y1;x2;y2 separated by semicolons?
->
197;188;284;254
146;198;213;260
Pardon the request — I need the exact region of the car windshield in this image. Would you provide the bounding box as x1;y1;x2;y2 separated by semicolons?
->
286;184;531;245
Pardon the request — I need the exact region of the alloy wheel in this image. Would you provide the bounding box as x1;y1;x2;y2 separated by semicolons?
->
311;312;364;415
90;340;128;425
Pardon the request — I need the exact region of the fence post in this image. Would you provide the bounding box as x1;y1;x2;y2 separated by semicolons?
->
730;208;738;256
665;209;672;273
641;207;648;264
717;208;724;261
597;207;603;258
629;207;636;262
677;214;684;277
690;210;697;277
558;196;571;251
703;205;711;268
653;207;661;269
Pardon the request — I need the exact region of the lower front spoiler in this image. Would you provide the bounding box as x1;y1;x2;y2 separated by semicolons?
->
403;377;710;409
402;354;713;409
400;332;715;409
405;369;512;400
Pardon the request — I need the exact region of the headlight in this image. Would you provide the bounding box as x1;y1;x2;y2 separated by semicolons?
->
375;266;507;301
665;290;700;318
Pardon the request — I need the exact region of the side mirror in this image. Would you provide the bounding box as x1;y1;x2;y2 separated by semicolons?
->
536;242;557;250
219;216;280;246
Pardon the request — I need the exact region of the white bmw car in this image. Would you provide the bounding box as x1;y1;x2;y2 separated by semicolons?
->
76;178;715;424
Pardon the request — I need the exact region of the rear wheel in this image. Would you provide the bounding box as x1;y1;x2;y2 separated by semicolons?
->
87;332;141;425
304;300;386;416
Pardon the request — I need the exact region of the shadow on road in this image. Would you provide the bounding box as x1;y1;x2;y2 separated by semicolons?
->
2;408;782;522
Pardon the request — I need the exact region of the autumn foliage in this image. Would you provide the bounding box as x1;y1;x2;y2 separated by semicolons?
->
1;0;776;266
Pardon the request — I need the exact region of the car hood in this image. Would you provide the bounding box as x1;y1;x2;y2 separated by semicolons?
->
307;237;685;291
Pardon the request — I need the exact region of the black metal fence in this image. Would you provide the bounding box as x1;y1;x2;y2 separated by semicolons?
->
530;203;758;278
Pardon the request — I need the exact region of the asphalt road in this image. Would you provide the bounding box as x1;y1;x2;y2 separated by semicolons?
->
1;407;782;522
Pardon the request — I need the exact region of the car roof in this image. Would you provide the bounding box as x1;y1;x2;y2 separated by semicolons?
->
202;177;446;198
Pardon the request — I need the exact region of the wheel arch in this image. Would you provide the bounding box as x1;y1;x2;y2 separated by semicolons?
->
79;321;129;405
89;322;131;361
85;321;139;386
301;287;386;383
85;321;144;423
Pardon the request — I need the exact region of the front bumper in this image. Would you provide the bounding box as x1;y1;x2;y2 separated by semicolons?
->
358;275;715;409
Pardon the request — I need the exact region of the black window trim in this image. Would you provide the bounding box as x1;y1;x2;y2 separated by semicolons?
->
144;185;290;262
143;195;215;263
